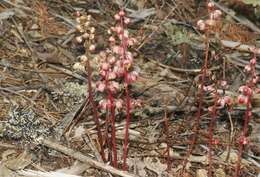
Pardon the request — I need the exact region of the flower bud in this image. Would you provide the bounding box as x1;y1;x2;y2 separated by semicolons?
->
76;25;82;32
197;20;206;31
108;71;117;80
244;65;251;72
73;62;85;72
114;14;120;20
205;19;216;27
109;36;116;43
89;44;96;52
124;17;130;24
212;138;219;145
76;36;83;43
238;95;245;104
82;33;89;39
250;57;256;65
108;55;116;64
80;55;88;63
207;2;215;11
115;99;123;110
101;62;109;71
90;27;95;34
96;81;106;92
239;136;249;145
119;10;125;17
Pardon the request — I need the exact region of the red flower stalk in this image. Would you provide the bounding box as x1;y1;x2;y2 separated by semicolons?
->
181;3;223;174
86;59;106;161
118;8;132;171
207;93;218;177
181;27;210;174
235;54;257;177
74;13;105;161
105;71;118;168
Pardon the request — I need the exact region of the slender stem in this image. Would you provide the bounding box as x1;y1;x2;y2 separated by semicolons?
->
123;73;131;170
118;7;132;171
208;95;218;177
104;70;118;168
86;59;105;161
109;89;118;168
234;95;251;177
181;30;210;174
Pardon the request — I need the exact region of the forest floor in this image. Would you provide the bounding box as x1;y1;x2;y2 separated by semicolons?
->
0;0;259;177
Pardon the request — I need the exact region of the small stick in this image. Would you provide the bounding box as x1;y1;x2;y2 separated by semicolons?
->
37;137;137;177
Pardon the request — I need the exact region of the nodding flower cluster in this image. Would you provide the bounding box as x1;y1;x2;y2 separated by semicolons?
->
237;55;258;106
73;9;141;168
94;9;140;112
235;53;258;177
196;2;222;31
73;12;96;72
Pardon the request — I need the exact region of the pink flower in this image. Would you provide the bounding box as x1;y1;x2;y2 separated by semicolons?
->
109;36;116;43
108;55;116;65
128;38;137;46
205;19;216;27
114;14;120;21
208;106;214;113
220;80;227;89
197;20;206;31
115;26;123;34
238;95;245;104
223;96;232;106
75;11;81;17
109;81;120;93
99;99;108;110
252;76;258;84
131;99;142;108
239;136;249;145
207;2;215;11
250;57;256;65
239;86;252;96
101;62;110;71
89;44;96;52
244;65;251;72
108;71;117;80
115;99;123;110
126;51;134;61
212;10;222;19
96;81;106;92
123;59;132;69
114;65;124;77
76;36;83;43
128;71;139;82
112;45;121;54
218;98;225;107
119;10;125;17
99;51;107;60
124;17;130;24
206;85;214;92
212;138;219;145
